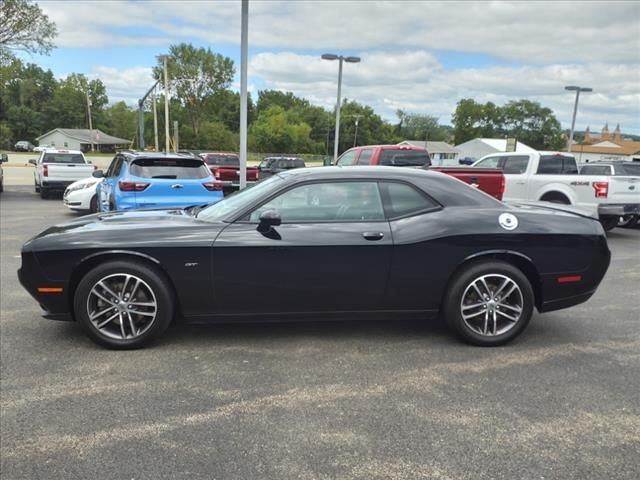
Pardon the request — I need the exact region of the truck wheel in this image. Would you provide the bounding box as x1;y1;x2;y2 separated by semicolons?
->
40;187;48;199
443;260;534;346
600;217;618;232
540;192;570;205
35;182;41;193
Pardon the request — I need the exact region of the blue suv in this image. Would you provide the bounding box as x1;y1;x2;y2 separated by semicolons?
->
95;152;223;212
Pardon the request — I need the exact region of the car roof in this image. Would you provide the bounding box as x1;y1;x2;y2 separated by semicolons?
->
278;165;436;180
121;151;204;161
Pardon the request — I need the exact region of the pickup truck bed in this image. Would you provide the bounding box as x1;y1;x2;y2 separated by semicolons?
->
200;152;259;193
430;167;504;200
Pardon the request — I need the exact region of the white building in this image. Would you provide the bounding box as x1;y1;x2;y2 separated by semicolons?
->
569;125;640;163
36;129;131;153
397;140;459;166
455;138;535;162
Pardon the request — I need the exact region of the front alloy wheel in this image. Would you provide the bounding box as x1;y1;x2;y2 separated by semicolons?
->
74;261;173;349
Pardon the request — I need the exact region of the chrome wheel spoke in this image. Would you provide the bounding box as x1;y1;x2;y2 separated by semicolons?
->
97;280;120;301
127;309;155;317
118;313;126;338
493;278;510;299
125;312;138;336
498;302;522;313
89;305;116;321
96;311;120;328
462;302;485;311
90;288;116;306
496;309;519;322
128;301;155;307
462;309;485;321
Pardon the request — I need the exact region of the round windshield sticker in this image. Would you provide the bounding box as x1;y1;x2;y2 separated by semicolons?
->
499;213;518;231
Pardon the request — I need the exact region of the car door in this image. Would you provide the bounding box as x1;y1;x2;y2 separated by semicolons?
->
99;155;123;211
501;155;530;202
212;180;392;315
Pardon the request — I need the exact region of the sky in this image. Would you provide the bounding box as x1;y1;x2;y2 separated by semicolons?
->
19;0;640;135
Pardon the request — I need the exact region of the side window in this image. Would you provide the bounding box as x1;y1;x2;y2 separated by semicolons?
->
336;150;357;166
105;156;119;177
474;156;501;168
249;182;384;222
580;165;610;175
112;157;124;177
562;157;578;174
381;182;438;218
357;148;374;165
536;156;563;174
502;156;529;174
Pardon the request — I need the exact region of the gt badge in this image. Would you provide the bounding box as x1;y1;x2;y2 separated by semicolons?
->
499;213;518;231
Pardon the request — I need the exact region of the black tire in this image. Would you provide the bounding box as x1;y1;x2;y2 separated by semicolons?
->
540;192;570;205
443;260;535;346
73;260;174;349
35;182;41;193
600;217;618;232
40;187;48;199
0;179;3;192
89;195;98;213
617;215;638;229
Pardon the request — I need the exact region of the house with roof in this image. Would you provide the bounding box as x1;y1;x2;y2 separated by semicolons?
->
454;138;535;162
36;129;131;153
397;140;459;166
569;124;640;163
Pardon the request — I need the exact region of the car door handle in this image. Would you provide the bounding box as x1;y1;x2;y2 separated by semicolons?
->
362;232;384;241
517;180;526;184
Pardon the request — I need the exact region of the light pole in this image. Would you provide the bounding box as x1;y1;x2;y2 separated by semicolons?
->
322;53;360;162
565;85;592;153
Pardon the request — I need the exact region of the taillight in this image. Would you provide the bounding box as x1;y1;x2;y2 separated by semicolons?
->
592;181;608;198
203;181;222;191
43;164;48;177
118;180;149;192
212;168;220;179
499;175;505;198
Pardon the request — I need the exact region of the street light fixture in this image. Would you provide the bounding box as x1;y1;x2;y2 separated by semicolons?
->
565;85;593;153
322;53;361;162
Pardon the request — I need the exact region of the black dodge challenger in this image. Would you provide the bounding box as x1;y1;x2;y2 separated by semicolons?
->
18;167;611;349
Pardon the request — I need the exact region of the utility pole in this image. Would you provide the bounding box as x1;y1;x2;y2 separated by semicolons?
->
565;85;593;153
86;90;94;152
164;56;170;154
352;114;363;147
152;90;159;151
239;0;249;189
173;120;179;152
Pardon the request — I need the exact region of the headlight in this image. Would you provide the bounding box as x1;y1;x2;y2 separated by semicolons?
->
67;181;97;193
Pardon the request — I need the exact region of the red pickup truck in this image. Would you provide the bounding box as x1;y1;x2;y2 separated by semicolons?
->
199;152;259;193
336;144;504;200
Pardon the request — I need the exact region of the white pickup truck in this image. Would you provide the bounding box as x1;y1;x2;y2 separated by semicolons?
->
471;151;640;230
30;149;95;199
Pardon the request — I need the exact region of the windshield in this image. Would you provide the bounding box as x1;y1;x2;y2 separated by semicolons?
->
204;154;240;166
130;158;210;179
42;153;85;163
197;174;283;222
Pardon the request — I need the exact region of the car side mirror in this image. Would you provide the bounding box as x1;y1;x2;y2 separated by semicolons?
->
28;159;37;166
257;209;281;233
1;153;7;163
92;169;105;178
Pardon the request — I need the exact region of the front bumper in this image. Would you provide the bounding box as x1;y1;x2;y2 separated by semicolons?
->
598;203;640;217
17;262;72;321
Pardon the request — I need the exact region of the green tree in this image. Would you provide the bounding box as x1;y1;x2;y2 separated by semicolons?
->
452;98;487;144
0;0;57;55
396;111;448;142
500;100;564;150
153;43;235;135
99;101;136;141
249;105;314;153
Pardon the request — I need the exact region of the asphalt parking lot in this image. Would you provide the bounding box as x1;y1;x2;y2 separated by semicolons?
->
1;184;639;480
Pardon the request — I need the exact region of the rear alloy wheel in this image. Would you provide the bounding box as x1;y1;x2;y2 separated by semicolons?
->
444;261;534;346
74;261;173;349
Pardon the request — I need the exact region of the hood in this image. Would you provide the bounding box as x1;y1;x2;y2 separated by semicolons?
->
23;207;224;252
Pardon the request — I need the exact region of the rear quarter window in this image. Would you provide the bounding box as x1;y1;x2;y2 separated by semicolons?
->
580;165;611;175
617;163;640;175
42;153;85;163
537;155;578;174
381;182;438;218
130;158;210;179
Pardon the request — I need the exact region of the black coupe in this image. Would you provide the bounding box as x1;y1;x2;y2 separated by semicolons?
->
18;167;610;349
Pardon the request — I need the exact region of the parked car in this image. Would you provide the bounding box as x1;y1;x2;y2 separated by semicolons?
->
14;141;34;152
200;152;259;193
95;151;223;212
63;177;103;213
580;161;640;228
33;144;53;153
337;145;505;200
0;153;7;192
18;166;610;349
30;149;96;199
471;151;640;231
258;156;306;178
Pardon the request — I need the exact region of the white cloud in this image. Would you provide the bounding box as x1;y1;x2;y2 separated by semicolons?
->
41;1;640;64
88;66;155;105
250;52;640;133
